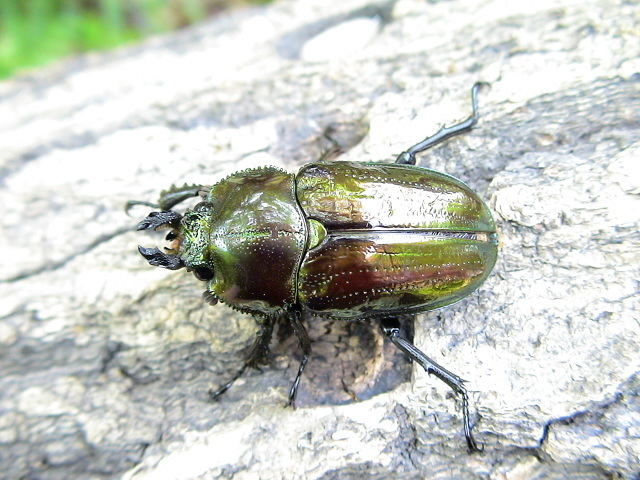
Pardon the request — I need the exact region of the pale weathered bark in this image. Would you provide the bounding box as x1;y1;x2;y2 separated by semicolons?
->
0;0;638;479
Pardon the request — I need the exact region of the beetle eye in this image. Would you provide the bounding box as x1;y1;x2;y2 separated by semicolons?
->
193;266;214;281
165;231;177;241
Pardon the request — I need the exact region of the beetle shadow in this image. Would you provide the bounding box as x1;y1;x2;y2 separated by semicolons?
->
273;315;413;407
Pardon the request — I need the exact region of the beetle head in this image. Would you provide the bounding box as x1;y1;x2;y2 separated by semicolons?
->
137;203;215;283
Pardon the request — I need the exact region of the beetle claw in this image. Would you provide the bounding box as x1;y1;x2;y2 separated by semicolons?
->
138;246;185;270
137;211;182;231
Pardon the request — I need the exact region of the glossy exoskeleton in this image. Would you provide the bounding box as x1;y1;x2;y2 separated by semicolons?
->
130;84;498;451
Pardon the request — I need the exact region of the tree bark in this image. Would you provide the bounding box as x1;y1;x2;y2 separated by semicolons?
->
0;0;638;479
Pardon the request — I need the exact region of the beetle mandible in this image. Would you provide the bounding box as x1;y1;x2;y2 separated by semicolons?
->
129;83;498;451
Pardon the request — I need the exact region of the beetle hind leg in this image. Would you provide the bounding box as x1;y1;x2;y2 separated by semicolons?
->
395;82;486;165
378;316;481;452
208;316;275;400
285;307;311;408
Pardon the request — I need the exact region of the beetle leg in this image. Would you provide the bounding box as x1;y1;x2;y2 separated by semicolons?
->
395;82;487;165
126;184;208;214
208;363;249;400
285;307;311;408
208;316;275;400
378;316;481;453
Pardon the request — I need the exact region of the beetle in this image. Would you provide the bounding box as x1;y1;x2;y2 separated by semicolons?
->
129;83;498;451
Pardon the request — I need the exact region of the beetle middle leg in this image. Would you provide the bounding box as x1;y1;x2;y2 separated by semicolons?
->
378;316;480;452
395;82;486;165
209;316;276;400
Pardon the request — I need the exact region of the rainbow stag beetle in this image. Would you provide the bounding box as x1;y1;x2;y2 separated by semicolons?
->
129;83;498;451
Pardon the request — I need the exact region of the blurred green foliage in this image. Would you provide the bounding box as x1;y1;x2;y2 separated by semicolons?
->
0;0;270;79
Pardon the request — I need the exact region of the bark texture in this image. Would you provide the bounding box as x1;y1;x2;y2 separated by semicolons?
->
0;0;638;479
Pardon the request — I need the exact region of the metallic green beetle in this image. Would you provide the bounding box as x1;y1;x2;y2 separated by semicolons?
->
132;83;498;451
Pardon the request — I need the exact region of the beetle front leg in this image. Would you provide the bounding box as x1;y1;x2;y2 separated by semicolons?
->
396;82;486;165
126;184;209;214
378;316;480;452
209;316;275;400
285;307;311;408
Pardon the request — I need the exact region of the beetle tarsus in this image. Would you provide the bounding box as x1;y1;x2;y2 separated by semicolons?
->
286;307;311;408
378;316;481;452
395;82;487;165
